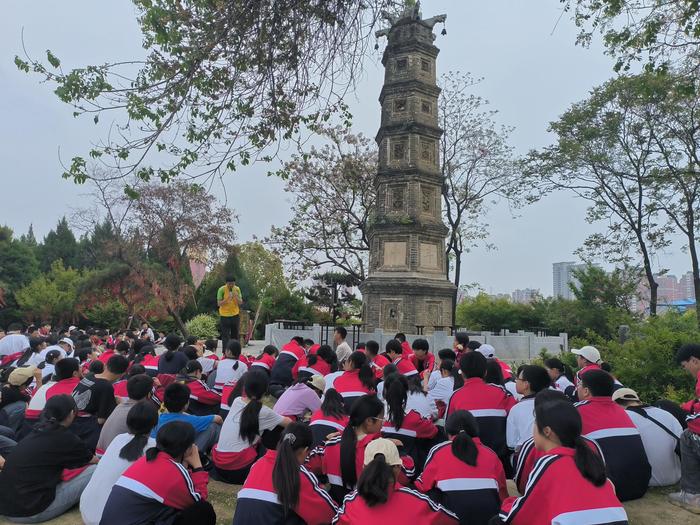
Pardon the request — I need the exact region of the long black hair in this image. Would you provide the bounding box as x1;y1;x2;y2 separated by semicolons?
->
146;420;195;462
384;373;408;431
257;344;278;359
226;340;242;371
534;394;606;486
119;401;159;461
484;359;505;385
310;344;339;373
544;358;574;382
440;359;464;390
357;452;395;507
227;372;248;408
272;423;313;515
445;410;480;466
320;388;345;419
340;394;384;489
36;394;76;432
239;369;269;444
162;334;182;363
346;351;374;390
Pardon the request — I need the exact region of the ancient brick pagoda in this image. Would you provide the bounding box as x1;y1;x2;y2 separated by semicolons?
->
360;4;456;334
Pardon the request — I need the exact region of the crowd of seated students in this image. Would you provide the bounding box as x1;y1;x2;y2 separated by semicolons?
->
0;322;699;523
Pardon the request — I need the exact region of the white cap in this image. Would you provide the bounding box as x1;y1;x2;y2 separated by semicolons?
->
363;438;403;467
68;326;77;332
59;337;75;349
571;345;601;364
476;344;496;358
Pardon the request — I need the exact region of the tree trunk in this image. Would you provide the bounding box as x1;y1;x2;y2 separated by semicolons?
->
167;305;189;337
638;236;658;316
688;234;700;328
451;250;462;329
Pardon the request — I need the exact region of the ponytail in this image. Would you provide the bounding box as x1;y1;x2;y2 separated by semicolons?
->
357;453;395;507
320;388;345;419
445;410;479;466
441;359;463;390
119;401;158;462
348;351;374;390
272;423;312;515
147;420;194;462
36;394;76;432
573;436;606;486
384;374;407;431
239;369;269;444
340;394;383;489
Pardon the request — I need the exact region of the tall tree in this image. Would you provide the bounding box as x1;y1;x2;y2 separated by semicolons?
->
564;0;700;72
39;217;79;271
15;1;401;185
267;126;375;281
524;74;674;315
439;71;524;322
0;226;40;324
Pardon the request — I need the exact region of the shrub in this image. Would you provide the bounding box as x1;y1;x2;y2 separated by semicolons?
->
185;313;219;340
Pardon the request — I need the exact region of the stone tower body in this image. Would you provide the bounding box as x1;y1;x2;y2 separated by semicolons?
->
360;5;455;334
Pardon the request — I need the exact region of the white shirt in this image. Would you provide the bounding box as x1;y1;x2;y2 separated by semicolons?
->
40;363;55;381
426;370;441;391
214;359;248;389
626;406;682;487
335;341;352;364
197;356;217;375
428;376;454;405
553;375;574;396
80;432;156;525
324;371;344;393
216;396;284;453
504;380;522;401
507;397;535;450
39;345;68;361
407;391;438;420
0;333;29;356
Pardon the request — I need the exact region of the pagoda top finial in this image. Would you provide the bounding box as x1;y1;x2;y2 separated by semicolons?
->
375;1;446;39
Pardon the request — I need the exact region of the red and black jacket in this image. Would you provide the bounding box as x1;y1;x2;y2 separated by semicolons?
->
415;438;507;525
393;357;418;377
681;371;700;435
332;483;458;525
292;354;331;380
369;354;391;379
270;341;305;388
576;397;651;501
514;435;603;495
446;378;516;460
332;370;375;412
410;352;435;380
309;409;349;447
251;352;276;373
497;447;628;525
100;451;208;525
177;375;221;416
381;408;438;469
232;449;337;525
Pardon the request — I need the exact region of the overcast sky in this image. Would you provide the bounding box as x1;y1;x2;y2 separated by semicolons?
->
1;1;691;296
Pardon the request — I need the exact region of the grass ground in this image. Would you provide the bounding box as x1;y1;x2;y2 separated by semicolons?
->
1;480;696;524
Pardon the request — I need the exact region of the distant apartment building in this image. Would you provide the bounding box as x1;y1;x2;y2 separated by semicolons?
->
553;262;587;300
656;274;678;303
512;288;540;304
677;272;696;300
633;271;696;313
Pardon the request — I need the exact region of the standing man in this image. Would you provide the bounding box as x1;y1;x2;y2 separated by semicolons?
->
333;326;352;365
218;275;242;352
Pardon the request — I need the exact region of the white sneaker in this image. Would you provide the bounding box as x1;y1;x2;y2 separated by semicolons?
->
668;490;700;514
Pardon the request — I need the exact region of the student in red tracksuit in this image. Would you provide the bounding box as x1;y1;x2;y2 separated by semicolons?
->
333;351;376;412
233;423;337;525
446;352;516;468
572;345;602;386
293;345;337;380
100;420;216;525
177;360;222;416
306;394;414;503
494;396;628;525
250;345;278;374
310;388;348;446
410;338;435;381
386;339;418;377
366;340;391;380
133;347;160;377
576;369;651;501
513;389;604;494
113;365;147;401
670;343;700;511
394;333;415;360
381;373;438;470
416;410;507;525
332;438;458;525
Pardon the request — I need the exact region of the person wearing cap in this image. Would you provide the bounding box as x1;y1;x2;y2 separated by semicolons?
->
575;369;650;501
477;344;513;379
58;337;75;358
571;345;602;387
612;387;682;487
0;365;43;436
332;437;458;525
272;374;324;420
232;423;337;525
671;343;700;513
446;352;516;471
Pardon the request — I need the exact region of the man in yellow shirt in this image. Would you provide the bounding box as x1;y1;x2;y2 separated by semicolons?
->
217;275;242;351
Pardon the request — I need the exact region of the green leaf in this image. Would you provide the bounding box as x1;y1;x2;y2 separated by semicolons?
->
46;50;61;69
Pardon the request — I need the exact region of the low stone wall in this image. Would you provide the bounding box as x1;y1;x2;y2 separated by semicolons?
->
264;324;568;363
